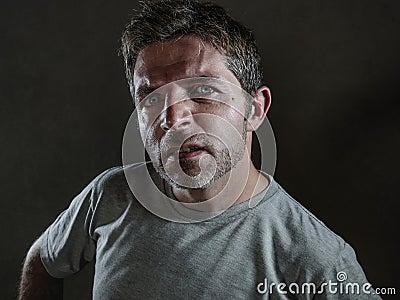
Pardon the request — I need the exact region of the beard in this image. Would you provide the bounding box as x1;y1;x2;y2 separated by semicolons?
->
146;127;247;190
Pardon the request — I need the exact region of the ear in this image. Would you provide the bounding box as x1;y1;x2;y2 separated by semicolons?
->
246;86;271;131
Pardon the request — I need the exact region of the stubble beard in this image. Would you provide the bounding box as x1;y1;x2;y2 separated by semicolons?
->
148;126;247;190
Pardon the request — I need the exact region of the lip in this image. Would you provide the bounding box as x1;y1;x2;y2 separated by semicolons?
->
178;143;208;160
179;149;208;159
163;142;209;159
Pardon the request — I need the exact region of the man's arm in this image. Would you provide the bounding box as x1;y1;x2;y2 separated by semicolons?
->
18;235;63;300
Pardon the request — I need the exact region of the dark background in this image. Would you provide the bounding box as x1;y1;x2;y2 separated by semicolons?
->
1;0;399;298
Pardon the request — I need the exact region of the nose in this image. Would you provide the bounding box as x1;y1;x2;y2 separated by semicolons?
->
160;100;192;131
160;87;192;131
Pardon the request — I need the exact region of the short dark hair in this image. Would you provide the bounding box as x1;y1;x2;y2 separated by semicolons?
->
121;0;264;97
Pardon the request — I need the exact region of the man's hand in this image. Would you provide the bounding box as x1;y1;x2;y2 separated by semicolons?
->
18;235;63;300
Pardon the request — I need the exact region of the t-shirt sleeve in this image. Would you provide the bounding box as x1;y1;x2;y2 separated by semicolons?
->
40;173;103;278
314;243;382;299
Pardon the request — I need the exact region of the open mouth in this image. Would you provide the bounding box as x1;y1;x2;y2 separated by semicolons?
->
178;145;208;159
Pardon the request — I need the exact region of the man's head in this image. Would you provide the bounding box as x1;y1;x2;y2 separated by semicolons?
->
121;0;264;98
121;0;271;190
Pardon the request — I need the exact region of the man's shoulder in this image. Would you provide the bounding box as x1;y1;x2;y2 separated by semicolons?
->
88;164;149;207
257;181;349;271
86;164;148;227
93;163;146;189
90;162;165;206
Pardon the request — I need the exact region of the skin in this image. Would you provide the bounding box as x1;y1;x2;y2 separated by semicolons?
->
18;236;63;299
134;35;272;209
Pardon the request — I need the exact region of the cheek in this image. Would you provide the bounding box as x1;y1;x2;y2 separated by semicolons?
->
200;104;245;130
138;112;160;147
194;107;246;148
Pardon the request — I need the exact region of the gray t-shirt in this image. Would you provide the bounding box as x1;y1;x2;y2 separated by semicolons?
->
40;164;380;299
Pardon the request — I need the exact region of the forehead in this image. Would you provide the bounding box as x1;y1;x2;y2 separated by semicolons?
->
133;36;239;90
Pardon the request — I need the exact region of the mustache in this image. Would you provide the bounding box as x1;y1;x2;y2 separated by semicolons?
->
160;132;216;154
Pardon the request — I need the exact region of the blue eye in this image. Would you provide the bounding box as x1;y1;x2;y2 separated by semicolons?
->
190;85;215;98
196;85;214;94
143;94;161;107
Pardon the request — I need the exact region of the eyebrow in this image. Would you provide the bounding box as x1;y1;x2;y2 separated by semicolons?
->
185;75;221;84
135;86;157;100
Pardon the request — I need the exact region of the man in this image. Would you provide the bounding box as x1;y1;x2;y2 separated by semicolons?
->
19;1;380;299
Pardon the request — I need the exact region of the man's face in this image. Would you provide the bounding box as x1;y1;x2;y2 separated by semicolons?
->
133;36;251;189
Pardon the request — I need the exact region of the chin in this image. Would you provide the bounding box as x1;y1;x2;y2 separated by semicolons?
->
164;164;231;190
